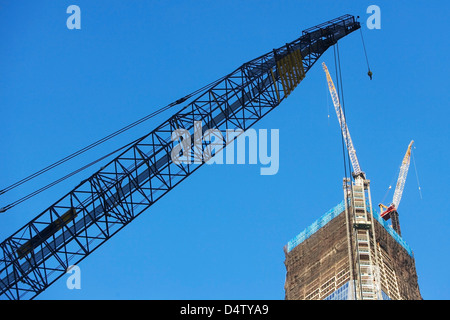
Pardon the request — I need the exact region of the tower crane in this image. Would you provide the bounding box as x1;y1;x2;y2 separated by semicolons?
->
323;62;381;300
379;140;414;236
0;15;361;300
322;62;365;180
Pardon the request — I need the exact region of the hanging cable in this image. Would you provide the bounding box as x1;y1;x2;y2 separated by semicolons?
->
333;44;349;184
381;168;398;205
0;106;170;197
335;42;354;183
359;28;372;80
381;185;392;205
0;73;229;198
411;148;423;200
0;137;141;213
334;42;361;300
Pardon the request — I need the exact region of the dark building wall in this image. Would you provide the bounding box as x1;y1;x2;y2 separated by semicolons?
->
284;212;351;300
284;209;422;300
373;219;422;300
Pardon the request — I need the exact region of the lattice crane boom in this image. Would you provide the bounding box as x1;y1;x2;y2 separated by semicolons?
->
379;140;414;236
322;62;364;179
0;15;361;300
380;140;414;214
392;140;414;209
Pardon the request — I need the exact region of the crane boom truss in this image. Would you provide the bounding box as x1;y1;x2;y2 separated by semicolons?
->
392;140;414;209
0;14;360;300
322;62;363;178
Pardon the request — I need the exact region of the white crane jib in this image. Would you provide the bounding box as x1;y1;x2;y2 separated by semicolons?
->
379;140;414;236
392;140;414;210
322;62;364;180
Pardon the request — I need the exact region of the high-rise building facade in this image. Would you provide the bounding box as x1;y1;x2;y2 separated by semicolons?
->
284;178;421;300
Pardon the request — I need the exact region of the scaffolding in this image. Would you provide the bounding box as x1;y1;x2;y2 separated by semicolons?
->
285;200;413;257
285;201;345;253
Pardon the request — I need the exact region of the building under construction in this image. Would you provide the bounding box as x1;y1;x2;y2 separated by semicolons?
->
283;64;422;300
284;187;422;300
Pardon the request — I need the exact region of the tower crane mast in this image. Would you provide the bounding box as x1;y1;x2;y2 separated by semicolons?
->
322;62;381;300
0;15;361;300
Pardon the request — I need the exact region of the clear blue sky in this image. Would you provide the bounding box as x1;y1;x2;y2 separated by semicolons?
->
0;0;448;300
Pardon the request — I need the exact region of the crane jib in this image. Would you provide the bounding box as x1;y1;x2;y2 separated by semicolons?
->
1;68;278;294
0;14;360;300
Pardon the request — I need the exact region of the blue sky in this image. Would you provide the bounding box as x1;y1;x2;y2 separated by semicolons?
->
0;1;448;299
